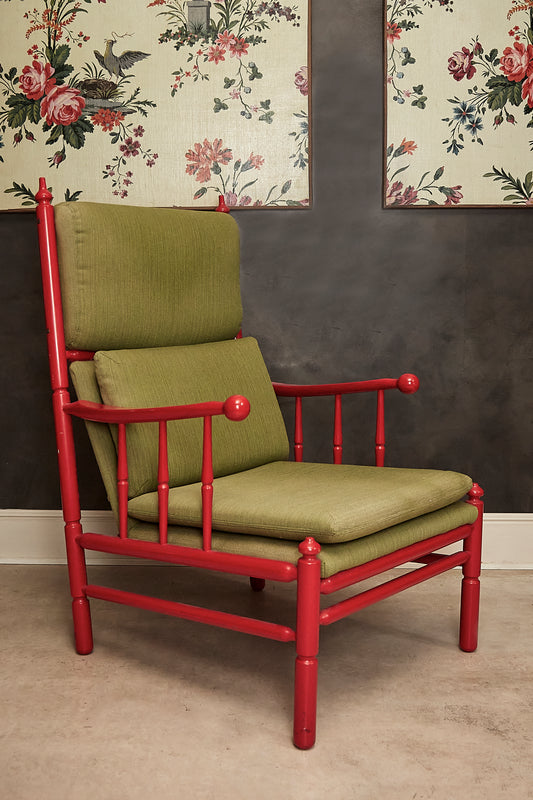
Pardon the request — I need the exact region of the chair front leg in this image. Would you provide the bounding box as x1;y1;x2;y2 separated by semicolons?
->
294;537;321;749
460;483;484;652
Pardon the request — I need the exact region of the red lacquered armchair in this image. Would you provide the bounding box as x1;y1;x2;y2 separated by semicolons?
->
35;178;483;749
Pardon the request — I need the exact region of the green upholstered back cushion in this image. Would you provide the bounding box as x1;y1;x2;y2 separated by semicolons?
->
93;337;289;498
54;202;242;351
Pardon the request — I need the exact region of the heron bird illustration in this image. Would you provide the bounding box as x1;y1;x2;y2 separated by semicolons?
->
94;35;150;81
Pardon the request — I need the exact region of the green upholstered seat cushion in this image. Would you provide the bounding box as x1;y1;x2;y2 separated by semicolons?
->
127;500;478;578
93;337;289;498
127;460;473;544
54;202;242;351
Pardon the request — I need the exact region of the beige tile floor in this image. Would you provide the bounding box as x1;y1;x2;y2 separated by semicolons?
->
1;565;531;800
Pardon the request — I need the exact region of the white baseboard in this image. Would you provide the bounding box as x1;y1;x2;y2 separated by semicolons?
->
0;509;531;568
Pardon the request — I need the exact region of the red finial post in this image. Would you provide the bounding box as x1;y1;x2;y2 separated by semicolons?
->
293;536;321;749
460;483;484;652
215;194;229;213
35;177;52;206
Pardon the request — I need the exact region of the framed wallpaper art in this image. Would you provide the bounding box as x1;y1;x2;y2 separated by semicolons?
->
0;0;310;210
385;0;533;207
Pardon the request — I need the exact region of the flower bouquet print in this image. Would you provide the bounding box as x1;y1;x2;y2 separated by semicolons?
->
385;0;533;206
0;0;310;209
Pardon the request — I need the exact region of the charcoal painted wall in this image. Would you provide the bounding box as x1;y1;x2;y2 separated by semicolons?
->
1;1;531;513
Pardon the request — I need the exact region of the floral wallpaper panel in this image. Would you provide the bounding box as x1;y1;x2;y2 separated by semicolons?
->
386;0;533;206
0;0;310;209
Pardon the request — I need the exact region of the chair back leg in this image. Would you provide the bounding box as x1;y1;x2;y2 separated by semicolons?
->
460;483;484;652
36;181;94;655
293;537;321;749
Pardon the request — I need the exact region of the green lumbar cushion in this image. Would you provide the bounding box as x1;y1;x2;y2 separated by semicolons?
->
94;337;290;498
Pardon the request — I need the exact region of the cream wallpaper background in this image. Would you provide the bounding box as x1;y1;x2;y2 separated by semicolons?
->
386;0;533;206
0;0;309;209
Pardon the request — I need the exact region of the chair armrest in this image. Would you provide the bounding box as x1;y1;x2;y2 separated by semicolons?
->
272;374;419;465
63;395;249;549
64;395;250;424
272;373;419;397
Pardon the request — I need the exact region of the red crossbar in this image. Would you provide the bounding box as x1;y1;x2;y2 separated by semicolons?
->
85;584;295;642
320;551;468;626
79;532;298;582
320;524;473;594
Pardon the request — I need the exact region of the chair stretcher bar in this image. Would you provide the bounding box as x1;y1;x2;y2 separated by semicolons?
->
320;550;468;626
85;584;296;642
78;532;297;582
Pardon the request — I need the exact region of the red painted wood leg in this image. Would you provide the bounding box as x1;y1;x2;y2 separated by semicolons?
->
293;537;321;749
460;484;484;652
65;522;94;655
72;597;93;655
460;579;480;653
249;577;266;592
294;656;318;749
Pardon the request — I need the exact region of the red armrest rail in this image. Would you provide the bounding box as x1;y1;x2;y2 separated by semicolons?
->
64;395;250;548
272;373;419;465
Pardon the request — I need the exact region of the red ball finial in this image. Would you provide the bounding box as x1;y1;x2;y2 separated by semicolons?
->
397;373;420;394
224;395;250;421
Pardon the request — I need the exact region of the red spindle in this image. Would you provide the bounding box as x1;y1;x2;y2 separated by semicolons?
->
117;423;129;539
294;396;303;462
333;394;343;464
202;416;214;551
158;420;169;545
375;389;385;467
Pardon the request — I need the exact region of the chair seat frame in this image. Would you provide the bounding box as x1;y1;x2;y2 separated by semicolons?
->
36;180;483;749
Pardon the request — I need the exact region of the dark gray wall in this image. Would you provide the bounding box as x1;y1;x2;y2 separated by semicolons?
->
1;1;531;513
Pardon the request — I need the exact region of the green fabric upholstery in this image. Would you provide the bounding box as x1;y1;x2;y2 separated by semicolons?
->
127;501;478;579
93;338;289;498
127;460;473;544
54;202;242;351
62;203;478;583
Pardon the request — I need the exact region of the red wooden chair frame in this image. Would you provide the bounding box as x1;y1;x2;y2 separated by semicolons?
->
35;179;483;749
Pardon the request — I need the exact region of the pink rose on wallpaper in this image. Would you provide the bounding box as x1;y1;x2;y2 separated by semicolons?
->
294;66;308;96
20;60;55;100
500;42;533;82
448;47;476;81
40;85;85;126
